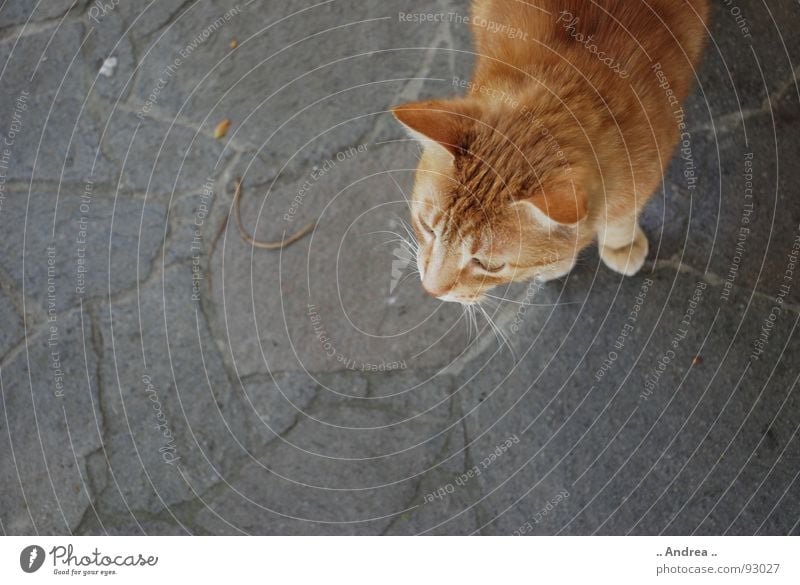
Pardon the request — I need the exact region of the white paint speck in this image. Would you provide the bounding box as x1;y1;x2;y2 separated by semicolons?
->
99;56;118;77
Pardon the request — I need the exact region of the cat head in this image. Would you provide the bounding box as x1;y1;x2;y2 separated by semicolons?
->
392;98;593;304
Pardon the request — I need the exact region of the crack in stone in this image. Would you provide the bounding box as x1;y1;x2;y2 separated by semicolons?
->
87;302;108;441
692;65;799;136
75;301;152;534
458;400;489;535
148;0;197;42
304;389;443;424
690;107;763;135
0;7;83;42
652;256;800;315
381;374;475;535
766;63;800;108
163;389;334;535
115;101;255;153
0;304;80;371
0;265;44;334
0;180;162;200
380;449;453;534
77;504;196;535
74;445;109;535
378;466;435;536
192;149;256;387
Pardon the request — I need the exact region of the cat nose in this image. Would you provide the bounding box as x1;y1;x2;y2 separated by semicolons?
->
422;281;450;298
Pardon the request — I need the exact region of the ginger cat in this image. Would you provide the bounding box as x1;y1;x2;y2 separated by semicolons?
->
393;0;709;304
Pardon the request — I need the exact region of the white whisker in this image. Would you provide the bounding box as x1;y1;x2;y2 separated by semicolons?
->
466;305;475;340
382;237;418;250
398;218;419;243
478;304;517;362
397;270;420;287
385;171;412;211
461;305;471;340
364;229;405;237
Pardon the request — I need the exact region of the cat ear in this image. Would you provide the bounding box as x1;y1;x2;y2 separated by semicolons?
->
392;100;476;157
521;181;588;225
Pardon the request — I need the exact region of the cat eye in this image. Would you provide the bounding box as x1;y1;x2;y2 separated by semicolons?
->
472;258;505;273
419;218;435;236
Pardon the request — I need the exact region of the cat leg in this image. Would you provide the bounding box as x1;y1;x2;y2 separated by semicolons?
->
598;216;649;276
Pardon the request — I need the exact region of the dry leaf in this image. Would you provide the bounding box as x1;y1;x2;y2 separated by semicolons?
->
214;118;231;139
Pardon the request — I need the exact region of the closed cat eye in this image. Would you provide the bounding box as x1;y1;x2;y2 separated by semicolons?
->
419;218;435;235
472;258;505;273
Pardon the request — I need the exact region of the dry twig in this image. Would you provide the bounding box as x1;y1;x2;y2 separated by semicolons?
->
232;177;316;249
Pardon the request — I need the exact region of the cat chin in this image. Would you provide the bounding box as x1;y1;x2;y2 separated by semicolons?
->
436;293;464;304
437;293;486;306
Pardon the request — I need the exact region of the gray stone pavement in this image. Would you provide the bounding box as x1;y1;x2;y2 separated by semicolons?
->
0;0;798;535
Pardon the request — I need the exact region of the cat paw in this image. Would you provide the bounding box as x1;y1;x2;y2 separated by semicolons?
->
600;226;649;276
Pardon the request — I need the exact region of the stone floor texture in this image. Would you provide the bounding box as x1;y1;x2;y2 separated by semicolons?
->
0;0;799;535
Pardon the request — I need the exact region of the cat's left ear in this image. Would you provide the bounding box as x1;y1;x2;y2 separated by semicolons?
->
517;180;588;225
392;99;477;157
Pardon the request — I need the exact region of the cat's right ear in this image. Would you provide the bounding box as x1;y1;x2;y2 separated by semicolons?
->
514;179;589;226
392;100;476;157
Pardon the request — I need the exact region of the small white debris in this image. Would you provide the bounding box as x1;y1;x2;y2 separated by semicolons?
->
99;56;118;77
387;296;398;305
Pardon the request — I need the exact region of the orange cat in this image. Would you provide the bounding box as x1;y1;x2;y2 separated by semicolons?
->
393;0;710;304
